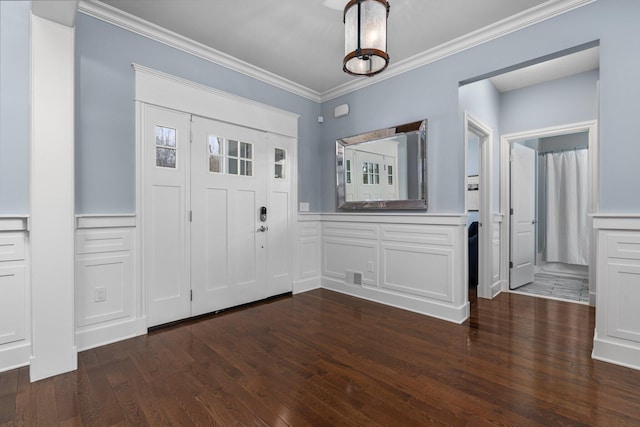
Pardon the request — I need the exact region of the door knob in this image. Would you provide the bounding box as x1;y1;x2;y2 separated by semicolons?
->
257;225;268;232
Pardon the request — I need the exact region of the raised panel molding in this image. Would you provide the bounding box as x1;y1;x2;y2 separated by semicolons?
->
318;215;468;324
75;224;144;351
0;265;27;345
294;219;321;294
0;228;30;373
76;253;132;327
381;244;453;302
593;220;640;371
0;232;25;262
76;229;132;254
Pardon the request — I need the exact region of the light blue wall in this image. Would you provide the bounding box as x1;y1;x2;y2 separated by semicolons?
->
459;79;501;214
500;70;599;135
75;14;322;214
319;0;640;214
0;1;30;214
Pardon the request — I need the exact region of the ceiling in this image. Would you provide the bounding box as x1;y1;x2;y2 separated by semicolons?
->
94;0;592;97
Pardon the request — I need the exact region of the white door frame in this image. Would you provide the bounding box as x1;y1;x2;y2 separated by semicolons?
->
133;64;299;325
464;112;494;299
499;120;599;305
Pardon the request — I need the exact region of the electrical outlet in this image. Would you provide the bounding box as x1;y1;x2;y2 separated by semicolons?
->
299;202;310;212
95;287;106;302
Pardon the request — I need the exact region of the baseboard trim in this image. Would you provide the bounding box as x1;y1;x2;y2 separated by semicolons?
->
592;332;640;371
321;277;469;324
293;277;321;295
76;317;147;352
0;342;31;373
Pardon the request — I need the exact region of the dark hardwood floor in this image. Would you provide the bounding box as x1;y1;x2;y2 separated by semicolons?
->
2;288;640;426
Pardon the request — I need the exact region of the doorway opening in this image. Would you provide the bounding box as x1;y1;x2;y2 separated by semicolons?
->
501;122;598;305
465;113;495;303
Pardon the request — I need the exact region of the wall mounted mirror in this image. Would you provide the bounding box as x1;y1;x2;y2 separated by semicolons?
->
336;119;428;210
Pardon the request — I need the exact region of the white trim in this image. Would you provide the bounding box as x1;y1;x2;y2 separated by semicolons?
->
322;277;469;324
592;333;640;371
133;64;299;138
76;316;147;352
464;113;494;299
79;0;593;103
76;214;136;229
0;216;30;232
592;215;640;230
29;13;78;382
293;277;321;295
78;0;322;102
499;121;598;297
319;213;466;226
0;342;31;373
322;0;596;101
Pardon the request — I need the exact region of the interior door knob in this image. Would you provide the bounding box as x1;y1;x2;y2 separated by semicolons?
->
257;225;268;232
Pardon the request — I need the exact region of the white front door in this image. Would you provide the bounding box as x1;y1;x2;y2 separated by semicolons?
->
510;143;536;289
190;117;268;315
144;106;191;327
190;117;294;316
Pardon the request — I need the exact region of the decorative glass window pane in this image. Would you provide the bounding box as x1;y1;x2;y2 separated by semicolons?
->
346;160;351;184
156;147;176;168
228;158;238;175
240;159;253;176
388;165;393;185
374;174;380;184
363;173;368;184
209;156;223;173
156;126;176;147
208;135;222;155
228;140;238;157
240;142;252;159
155;125;177;168
274;148;286;179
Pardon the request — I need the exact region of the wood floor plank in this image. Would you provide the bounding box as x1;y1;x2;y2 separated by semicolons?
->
2;289;640;425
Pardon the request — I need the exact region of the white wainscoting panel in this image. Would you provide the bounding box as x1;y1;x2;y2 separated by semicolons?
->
294;216;321;294
380;243;452;301
492;214;503;295
0;265;26;345
76;254;132;327
320;214;468;323
0;224;30;373
592;216;640;371
75;218;146;351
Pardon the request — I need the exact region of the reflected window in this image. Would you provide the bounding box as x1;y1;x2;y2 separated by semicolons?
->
155;125;177;168
274;148;286;179
346;160;351;184
388;165;393;185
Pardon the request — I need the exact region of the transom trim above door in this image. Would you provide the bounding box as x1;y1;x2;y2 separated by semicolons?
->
132;64;299;138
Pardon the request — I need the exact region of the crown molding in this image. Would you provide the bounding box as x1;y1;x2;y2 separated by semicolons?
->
321;0;596;101
77;0;323;102
79;0;594;104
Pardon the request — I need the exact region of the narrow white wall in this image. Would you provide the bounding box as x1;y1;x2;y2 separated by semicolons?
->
30;13;77;381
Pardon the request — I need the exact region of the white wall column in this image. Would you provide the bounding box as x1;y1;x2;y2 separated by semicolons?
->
29;11;77;381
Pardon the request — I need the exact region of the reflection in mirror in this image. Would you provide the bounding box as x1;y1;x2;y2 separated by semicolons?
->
336;119;427;210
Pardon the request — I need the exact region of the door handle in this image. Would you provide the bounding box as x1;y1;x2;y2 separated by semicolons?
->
531;220;537;224
257;225;268;232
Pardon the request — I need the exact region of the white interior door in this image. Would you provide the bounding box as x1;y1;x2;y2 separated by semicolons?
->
144;105;191;327
510;143;536;289
190;117;268;316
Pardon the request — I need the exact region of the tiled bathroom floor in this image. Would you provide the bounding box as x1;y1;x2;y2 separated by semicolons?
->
511;273;589;304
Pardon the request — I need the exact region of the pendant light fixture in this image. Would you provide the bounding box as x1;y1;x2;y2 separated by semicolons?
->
343;0;390;77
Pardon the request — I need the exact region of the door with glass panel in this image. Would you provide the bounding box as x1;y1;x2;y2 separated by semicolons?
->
190;117;293;316
144;106;191;327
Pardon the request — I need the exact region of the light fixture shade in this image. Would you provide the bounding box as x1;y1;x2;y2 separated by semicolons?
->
343;0;390;76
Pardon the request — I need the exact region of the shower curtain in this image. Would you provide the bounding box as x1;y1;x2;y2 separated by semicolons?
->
545;149;589;265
